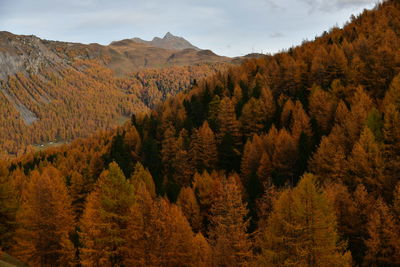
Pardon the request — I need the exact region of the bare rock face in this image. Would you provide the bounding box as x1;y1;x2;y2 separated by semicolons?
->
0;31;62;79
130;32;200;51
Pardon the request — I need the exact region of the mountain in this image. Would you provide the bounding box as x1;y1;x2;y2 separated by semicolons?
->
2;1;400;266
0;31;232;155
130;32;200;50
107;38;231;75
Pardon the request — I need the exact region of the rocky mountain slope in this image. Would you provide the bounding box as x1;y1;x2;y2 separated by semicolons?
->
0;31;233;156
131;32;200;50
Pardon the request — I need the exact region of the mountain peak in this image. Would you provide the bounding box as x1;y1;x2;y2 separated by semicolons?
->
164;32;174;39
130;32;200;51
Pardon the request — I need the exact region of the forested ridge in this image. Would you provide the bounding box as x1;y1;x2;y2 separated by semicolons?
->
1;1;400;266
0;60;226;156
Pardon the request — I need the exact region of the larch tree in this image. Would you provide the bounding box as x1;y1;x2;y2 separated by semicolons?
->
382;75;400;199
161;125;178;177
259;86;276;123
363;199;400;267
192;233;212;267
393;182;400;223
280;99;295;130
239;97;268;138
190;121;218;172
347;87;374;148
80;162;135;266
290;101;312;140
350;184;375;266
308;135;347;185
217;96;242;171
258;173;352;267
193;170;222;226
130;161;156;198
217;96;241;144
208;176;252;266
126;189;196;267
69;170;91;219
311;46;330;88
123;125;142;160
270;128;297;185
13;166;75;266
0;161;18;251
173;129;193;187
257;151;273;186
207;95;221;130
240;134;264;185
148;199;196;267
327;44;348;82
177;186;202;232
346;127;385;193
124;182;153;266
308;86;336;134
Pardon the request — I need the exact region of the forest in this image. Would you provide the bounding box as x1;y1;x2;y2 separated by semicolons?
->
0;61;225;156
1;0;400;266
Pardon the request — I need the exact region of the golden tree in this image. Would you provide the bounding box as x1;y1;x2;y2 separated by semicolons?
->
190;121;218;171
80;162;135;266
258;174;351;266
177;186;202;232
346;127;385;193
125;187;196;267
0;161;18;251
364;199;400;266
208;176;252;266
309;135;347;185
130;161;156;198
13;166;75;265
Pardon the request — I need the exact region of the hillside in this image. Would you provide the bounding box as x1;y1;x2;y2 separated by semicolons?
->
1;0;400;266
107;38;231;75
0;31;231;156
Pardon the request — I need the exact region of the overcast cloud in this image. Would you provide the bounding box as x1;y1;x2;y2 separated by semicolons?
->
0;0;380;57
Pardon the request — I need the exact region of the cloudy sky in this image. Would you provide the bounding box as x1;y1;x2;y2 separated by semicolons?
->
0;0;380;57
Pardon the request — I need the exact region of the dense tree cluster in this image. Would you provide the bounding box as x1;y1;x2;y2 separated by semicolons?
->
1;1;400;266
0;61;225;156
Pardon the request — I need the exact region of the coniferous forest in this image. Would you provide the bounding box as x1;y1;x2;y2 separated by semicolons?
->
1;1;400;266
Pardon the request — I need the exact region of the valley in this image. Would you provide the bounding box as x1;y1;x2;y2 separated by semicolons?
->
0;31;236;156
1;1;400;266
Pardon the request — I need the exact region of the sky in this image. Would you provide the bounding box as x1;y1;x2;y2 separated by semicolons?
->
0;0;381;57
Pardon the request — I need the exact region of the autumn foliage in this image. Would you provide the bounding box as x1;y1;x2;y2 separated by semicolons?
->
2;1;400;266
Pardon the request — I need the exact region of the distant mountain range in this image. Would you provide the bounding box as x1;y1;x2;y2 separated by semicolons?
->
0;31;248;78
0;30;243;155
129;32;200;51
